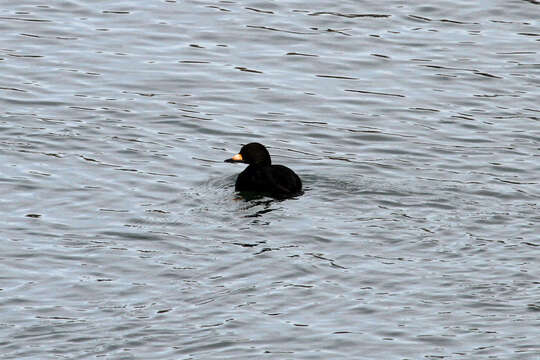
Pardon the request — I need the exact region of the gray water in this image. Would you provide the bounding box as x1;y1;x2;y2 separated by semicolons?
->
1;1;539;359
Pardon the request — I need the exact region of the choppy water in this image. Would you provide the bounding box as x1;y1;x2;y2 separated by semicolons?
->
1;1;539;359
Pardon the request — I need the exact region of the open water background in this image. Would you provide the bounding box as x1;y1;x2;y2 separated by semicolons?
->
1;1;539;359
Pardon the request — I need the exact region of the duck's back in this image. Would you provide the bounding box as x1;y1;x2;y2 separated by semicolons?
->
236;164;302;197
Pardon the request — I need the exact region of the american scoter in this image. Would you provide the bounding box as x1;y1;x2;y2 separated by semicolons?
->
225;143;302;199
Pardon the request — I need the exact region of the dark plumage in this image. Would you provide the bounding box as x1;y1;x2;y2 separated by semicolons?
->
224;143;302;199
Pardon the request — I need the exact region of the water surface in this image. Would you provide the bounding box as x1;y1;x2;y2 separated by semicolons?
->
1;1;539;359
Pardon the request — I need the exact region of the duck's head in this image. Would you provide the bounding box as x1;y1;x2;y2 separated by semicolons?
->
225;142;271;166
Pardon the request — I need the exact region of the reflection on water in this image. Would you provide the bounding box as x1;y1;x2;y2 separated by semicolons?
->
241;198;277;218
1;0;539;359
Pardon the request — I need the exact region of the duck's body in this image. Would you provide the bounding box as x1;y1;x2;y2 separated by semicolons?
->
236;163;302;195
225;143;302;199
